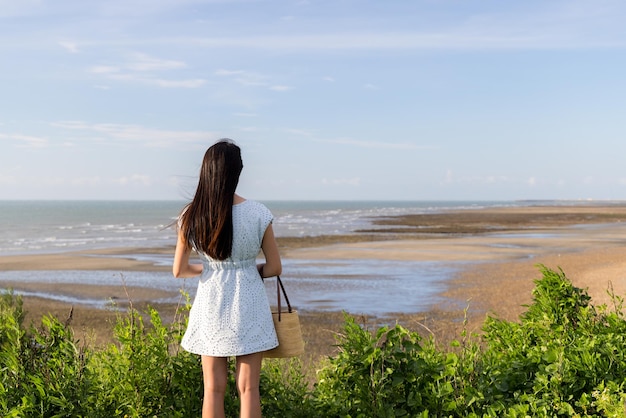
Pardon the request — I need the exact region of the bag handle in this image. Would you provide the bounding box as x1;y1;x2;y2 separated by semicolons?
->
275;275;293;322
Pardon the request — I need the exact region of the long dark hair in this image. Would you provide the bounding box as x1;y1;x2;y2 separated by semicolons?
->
179;139;243;260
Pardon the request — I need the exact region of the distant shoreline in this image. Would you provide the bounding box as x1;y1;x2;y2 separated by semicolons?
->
3;204;626;269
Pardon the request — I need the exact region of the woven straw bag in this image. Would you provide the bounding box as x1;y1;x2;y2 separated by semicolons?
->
264;276;305;358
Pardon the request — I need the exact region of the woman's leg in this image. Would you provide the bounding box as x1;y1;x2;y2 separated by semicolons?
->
235;352;264;418
201;355;228;418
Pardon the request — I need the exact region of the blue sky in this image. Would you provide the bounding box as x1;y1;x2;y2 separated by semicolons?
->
2;0;626;201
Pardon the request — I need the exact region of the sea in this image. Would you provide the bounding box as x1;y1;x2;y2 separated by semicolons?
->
0;199;613;316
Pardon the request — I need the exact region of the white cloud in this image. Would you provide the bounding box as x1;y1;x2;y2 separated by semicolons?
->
285;130;425;152
71;176;103;186
323;76;335;82
3;173;165;195
0;0;44;18
237;126;260;132
90;53;205;88
0;133;48;148
98;72;206;88
123;2;624;53
321;137;423;150
40;176;66;186
178;29;621;52
216;68;289;91
115;174;152;186
215;69;246;76
93;0;236;17
322;177;361;186
442;172;513;186
0;174;18;185
233;76;267;87
269;85;291;92
216;69;266;87
51;121;216;147
127;53;186;71
5;1;626;53
149;77;207;88
484;175;508;184
90;65;120;74
166;175;183;187
59;41;80;53
283;128;315;137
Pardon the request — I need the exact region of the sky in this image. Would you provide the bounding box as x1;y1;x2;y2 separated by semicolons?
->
2;0;626;201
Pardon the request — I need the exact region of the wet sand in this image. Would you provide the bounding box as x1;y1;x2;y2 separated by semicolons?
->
3;204;626;357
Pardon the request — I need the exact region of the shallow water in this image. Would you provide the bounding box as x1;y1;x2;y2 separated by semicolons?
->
0;199;522;254
2;199;619;316
0;257;464;317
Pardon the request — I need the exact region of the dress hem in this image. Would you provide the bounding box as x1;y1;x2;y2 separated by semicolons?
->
182;342;280;358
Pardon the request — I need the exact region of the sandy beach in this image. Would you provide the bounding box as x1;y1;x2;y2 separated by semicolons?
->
3;204;626;358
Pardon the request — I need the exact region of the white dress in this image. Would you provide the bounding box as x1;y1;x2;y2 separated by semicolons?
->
181;200;279;357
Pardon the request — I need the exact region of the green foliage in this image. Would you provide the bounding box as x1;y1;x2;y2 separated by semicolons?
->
2;265;626;416
261;357;313;417
88;305;204;417
477;266;626;416
0;294;94;417
313;265;626;417
0;291;313;417
314;314;463;416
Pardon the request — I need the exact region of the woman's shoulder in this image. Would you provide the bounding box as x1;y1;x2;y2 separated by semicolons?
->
235;199;271;214
237;200;273;225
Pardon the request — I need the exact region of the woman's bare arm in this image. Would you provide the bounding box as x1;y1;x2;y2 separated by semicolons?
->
258;223;282;278
173;230;203;278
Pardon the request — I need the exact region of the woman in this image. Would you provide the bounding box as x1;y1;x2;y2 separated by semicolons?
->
173;139;282;418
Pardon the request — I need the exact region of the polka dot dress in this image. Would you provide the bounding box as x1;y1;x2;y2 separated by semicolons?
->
181;200;279;357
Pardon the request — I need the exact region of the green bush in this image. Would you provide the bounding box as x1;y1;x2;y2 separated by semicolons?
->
0;292;94;417
0;291;311;417
476;266;626;416
312;265;626;417
261;357;313;417
87;305;204;417
313;314;462;417
2;265;626;416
